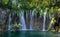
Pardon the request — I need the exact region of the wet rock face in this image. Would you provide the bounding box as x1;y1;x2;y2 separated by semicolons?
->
24;12;43;30
0;8;6;25
32;16;43;30
0;8;10;31
0;9;51;31
25;12;30;29
24;12;50;31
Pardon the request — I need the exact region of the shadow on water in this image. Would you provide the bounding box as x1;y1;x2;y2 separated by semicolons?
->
0;31;60;37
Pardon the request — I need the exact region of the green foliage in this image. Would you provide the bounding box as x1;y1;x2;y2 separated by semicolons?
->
2;0;9;5
39;9;44;17
0;0;1;4
16;10;21;16
12;2;17;9
0;0;59;10
11;9;21;17
42;1;48;7
0;0;60;17
48;7;58;15
11;23;22;28
10;23;22;31
11;10;16;16
33;8;38;15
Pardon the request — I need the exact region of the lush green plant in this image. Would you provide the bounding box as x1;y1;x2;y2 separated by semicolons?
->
0;0;60;18
11;23;22;28
10;23;22;31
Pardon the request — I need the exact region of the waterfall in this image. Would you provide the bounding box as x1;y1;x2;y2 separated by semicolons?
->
20;11;26;30
8;13;11;30
42;9;47;31
30;10;34;30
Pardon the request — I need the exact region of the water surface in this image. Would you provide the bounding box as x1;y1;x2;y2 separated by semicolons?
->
0;31;60;37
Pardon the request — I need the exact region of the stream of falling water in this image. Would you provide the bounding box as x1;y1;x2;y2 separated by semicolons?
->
42;10;47;31
8;13;11;30
20;11;26;30
30;10;34;30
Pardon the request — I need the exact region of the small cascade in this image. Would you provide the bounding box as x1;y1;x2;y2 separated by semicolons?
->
30;10;34;30
42;9;47;31
8;13;11;30
20;11;26;30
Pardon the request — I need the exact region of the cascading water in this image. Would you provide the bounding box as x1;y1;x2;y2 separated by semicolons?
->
8;13;11;30
42;9;47;31
30;10;34;30
20;11;26;30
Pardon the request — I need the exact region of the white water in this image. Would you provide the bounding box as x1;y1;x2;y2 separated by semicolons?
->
8;13;11;30
42;10;47;31
20;11;26;30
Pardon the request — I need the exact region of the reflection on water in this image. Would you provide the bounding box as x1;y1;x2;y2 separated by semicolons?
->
0;31;60;37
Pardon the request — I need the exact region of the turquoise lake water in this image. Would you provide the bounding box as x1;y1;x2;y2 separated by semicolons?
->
0;31;60;37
